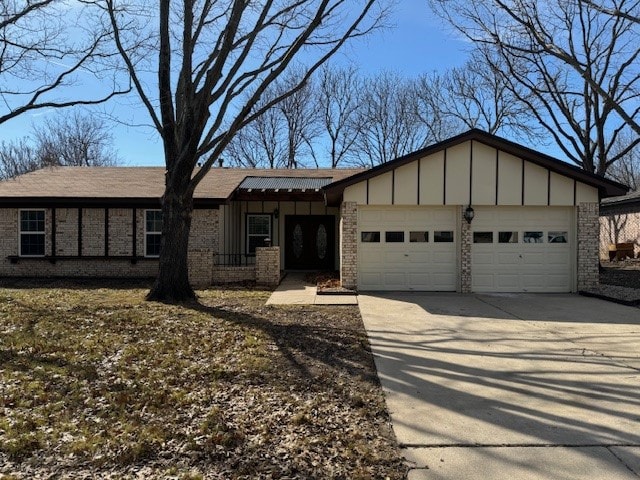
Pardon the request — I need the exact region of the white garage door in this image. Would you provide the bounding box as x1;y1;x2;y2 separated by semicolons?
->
358;206;457;291
472;206;575;293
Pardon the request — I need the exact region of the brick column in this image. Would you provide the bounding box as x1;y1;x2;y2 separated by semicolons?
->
188;209;219;288
577;202;599;290
460;206;472;293
340;202;358;290
256;246;280;286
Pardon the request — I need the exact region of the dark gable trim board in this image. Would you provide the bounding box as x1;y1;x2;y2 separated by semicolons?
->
417;157;421;205
495;149;499;205
366;179;369;205
321;129;628;204
391;169;395;205
521;158;525;206
469;140;473;205
443;149;447;205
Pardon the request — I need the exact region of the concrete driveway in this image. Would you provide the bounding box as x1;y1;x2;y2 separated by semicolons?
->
358;293;640;479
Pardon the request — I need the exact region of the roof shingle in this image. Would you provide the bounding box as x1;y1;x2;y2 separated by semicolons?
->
0;167;363;202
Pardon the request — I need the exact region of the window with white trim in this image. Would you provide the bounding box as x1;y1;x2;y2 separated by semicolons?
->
145;210;162;257
19;210;46;257
247;214;271;255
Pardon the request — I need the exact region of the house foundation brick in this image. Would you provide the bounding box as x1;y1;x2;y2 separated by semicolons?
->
577;202;600;290
212;266;256;284
340;202;357;290
255;246;280;286
460;206;472;293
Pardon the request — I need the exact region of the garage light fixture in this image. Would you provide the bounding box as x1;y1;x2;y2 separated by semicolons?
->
464;205;475;224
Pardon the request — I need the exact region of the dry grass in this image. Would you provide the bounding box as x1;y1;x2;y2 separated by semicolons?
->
0;284;405;479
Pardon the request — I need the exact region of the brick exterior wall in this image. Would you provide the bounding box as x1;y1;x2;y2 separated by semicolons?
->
599;206;640;260
188;209;218;288
460;206;472;293
0;207;219;286
340;202;357;290
577;202;600;290
212;266;256;284
255;246;280;286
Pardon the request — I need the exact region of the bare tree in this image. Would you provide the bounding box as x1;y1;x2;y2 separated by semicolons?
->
429;0;640;175
97;0;388;301
35;111;119;167
415;50;541;142
274;71;322;168
225;104;285;168
607;132;640;190
0;138;39;179
354;71;427;166
225;71;319;169
0;0;128;125
317;64;362;167
0;111;119;179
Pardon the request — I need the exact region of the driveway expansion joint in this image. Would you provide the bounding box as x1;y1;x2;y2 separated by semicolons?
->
607;446;640;477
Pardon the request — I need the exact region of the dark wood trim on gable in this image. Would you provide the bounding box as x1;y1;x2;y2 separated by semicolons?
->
469;140;473;205
391;169;395;205
443;149;447;205
521;158;525;206
322;129;628;205
366;179;369;205
417;158;421;204
495;149;499;205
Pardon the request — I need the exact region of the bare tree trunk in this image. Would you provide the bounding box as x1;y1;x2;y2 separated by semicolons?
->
147;172;195;302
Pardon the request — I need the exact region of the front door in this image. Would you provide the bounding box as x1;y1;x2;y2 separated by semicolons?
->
284;215;335;270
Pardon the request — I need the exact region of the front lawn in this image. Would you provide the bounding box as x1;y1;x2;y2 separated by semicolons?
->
0;285;405;479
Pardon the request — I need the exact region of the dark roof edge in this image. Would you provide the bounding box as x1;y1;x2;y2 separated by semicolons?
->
0;197;223;208
601;194;640;210
323;129;629;199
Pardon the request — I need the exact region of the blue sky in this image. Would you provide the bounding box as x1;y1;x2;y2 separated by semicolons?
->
0;2;481;167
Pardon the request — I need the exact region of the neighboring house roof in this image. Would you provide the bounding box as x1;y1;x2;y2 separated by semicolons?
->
323;129;629;204
0;167;362;207
601;190;640;214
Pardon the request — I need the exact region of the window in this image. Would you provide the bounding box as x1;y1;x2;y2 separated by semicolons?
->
20;210;45;256
548;231;568;243
361;231;380;243
498;231;519;243
410;231;429;243
247;214;271;255
523;231;544;243
385;231;404;243
145;210;163;257
473;232;493;243
434;231;454;243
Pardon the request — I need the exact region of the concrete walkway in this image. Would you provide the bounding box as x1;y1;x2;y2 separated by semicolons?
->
266;272;358;305
358;292;640;479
